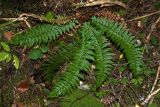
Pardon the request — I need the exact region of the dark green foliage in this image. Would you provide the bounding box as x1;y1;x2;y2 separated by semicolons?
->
48;23;95;98
91;17;143;76
44;22;114;98
10;20;77;47
60;89;104;107
11;16;145;98
29;48;43;60
41;44;75;82
94;36;113;88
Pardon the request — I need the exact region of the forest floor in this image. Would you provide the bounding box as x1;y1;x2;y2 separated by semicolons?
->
0;0;160;107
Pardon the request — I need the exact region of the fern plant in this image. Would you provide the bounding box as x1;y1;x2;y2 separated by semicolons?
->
10;17;145;98
10;20;77;47
90;17;144;76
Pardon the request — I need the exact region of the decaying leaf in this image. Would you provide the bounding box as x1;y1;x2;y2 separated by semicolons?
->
17;80;30;93
3;31;14;40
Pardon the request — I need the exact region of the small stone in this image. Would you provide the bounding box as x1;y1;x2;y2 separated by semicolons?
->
136;40;141;46
137;21;143;28
79;81;83;86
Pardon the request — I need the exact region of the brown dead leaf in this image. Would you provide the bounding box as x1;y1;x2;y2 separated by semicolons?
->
34;63;41;70
102;95;116;106
12;102;25;107
17;80;30;93
3;31;14;40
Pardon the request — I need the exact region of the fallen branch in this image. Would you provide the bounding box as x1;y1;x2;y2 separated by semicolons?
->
74;0;127;9
140;88;160;106
0;13;73;28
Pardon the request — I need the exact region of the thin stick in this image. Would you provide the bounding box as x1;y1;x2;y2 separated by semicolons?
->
140;88;160;105
0;18;18;21
127;10;160;22
150;63;160;93
140;64;160;106
146;17;160;43
85;0;127;9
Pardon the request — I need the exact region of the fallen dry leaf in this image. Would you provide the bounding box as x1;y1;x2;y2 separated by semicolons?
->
34;63;41;70
12;102;25;107
3;31;14;40
17;80;30;93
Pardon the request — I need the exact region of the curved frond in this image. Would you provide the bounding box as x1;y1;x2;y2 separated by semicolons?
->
10;20;77;47
91;17;143;76
49;23;95;98
93;33;113;88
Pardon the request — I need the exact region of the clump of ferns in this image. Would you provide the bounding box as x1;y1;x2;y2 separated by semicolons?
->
9;17;146;98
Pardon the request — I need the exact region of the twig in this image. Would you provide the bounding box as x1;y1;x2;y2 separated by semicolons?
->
0;13;73;28
0;18;18;21
150;63;160;93
140;64;160;106
74;0;127;9
140;88;160;106
146;17;160;43
127;10;160;22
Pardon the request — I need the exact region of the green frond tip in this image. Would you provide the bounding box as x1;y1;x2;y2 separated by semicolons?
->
10;20;78;47
91;17;144;76
94;35;113;88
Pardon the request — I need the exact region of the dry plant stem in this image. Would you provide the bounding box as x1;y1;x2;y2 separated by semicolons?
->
0;18;18;21
140;64;160;106
150;63;160;93
140;88;160;105
148;61;160;104
83;0;127;9
146;17;160;43
0;13;72;26
127;10;160;22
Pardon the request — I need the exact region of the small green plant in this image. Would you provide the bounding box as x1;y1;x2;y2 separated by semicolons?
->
0;42;20;69
10;16;147;98
60;89;104;107
29;45;48;60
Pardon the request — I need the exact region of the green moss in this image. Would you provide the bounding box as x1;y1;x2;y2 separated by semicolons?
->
60;89;104;107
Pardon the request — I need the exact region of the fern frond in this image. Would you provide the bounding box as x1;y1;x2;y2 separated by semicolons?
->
41;44;75;82
82;23;114;88
49;23;95;98
93;33;113;88
10;20;77;47
91;17;143;76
